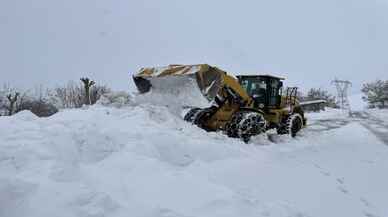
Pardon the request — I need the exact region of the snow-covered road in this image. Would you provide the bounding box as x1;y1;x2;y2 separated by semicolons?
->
351;111;388;146
0;105;387;217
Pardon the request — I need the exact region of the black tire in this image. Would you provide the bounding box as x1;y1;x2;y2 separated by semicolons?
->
183;107;202;123
286;113;303;137
225;111;266;143
184;107;216;131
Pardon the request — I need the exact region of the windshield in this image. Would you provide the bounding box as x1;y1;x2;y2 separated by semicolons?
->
240;78;267;103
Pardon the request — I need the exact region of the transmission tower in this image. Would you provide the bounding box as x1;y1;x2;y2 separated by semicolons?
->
331;78;352;110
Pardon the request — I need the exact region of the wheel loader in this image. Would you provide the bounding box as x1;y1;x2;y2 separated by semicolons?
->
133;64;306;142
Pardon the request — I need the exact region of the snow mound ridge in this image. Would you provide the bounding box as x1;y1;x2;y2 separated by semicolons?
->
11;110;38;121
1;105;387;217
0;104;306;217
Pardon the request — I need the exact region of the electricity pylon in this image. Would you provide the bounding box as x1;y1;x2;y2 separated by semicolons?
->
331;78;352;110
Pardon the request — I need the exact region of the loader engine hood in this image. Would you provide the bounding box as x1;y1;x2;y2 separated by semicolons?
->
133;64;225;102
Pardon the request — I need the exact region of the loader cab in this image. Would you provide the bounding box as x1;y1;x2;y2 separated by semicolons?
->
237;75;284;110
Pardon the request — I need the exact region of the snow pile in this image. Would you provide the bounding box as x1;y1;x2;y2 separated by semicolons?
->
1;103;388;217
97;91;134;108
134;76;211;114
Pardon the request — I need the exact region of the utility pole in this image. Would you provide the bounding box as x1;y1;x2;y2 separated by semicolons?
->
331;78;352;111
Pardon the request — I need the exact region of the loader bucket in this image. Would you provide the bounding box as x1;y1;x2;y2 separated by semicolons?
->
133;64;225;102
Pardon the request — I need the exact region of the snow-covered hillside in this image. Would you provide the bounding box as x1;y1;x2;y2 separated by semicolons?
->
1;101;388;217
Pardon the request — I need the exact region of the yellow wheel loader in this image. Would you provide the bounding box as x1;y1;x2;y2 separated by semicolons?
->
133;64;306;142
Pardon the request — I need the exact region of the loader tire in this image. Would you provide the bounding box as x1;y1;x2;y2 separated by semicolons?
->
183;107;202;123
225;111;266;143
286;113;303;137
184;107;216;131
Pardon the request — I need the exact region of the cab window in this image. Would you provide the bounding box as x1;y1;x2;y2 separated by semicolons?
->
240;78;267;103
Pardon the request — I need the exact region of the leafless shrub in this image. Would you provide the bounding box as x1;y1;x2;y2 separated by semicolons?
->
16;100;58;117
50;80;111;109
97;91;133;108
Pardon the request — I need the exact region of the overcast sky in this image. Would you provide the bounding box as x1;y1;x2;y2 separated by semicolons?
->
1;0;388;94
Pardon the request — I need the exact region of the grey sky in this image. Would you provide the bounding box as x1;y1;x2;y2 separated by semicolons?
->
1;0;388;93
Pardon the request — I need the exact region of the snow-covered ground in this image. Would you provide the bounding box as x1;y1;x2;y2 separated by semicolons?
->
1;102;388;217
368;109;388;125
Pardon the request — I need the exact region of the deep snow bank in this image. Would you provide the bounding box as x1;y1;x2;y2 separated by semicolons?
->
0;105;270;217
1;104;388;217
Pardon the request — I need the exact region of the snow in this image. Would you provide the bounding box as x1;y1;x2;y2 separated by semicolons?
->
1;100;388;217
349;93;367;111
135;77;211;114
368;109;388;123
299;99;326;105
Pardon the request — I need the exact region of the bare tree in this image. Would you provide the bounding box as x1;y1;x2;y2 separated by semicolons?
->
50;81;83;108
80;77;95;105
0;84;27;116
0;84;58;117
50;80;110;109
90;85;110;104
6;92;19;115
